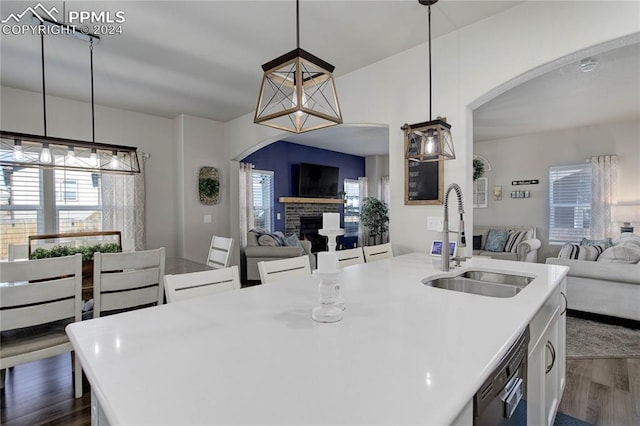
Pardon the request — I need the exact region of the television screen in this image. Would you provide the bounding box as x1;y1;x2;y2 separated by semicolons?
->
298;163;339;198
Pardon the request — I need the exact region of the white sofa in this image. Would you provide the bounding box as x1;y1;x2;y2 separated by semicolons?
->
472;225;541;262
545;234;640;321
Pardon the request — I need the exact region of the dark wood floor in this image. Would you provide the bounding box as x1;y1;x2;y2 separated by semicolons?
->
1;354;638;425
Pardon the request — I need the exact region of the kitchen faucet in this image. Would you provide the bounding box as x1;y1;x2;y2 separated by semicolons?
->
441;183;467;271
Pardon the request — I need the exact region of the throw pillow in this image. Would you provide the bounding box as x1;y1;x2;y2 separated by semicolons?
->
504;230;528;253
580;237;613;248
597;244;640;263
257;235;277;246
612;232;640;248
284;233;305;255
472;235;482;251
558;243;605;261
485;229;509;252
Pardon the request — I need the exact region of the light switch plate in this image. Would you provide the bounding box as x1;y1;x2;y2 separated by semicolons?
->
276;213;281;220
427;216;443;231
203;215;212;223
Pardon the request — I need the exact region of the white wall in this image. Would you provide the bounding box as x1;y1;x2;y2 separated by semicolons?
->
0;85;179;255
175;114;229;263
474;119;640;261
226;1;640;256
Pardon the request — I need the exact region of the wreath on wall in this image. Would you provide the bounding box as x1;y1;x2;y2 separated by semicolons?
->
199;167;220;205
473;158;485;181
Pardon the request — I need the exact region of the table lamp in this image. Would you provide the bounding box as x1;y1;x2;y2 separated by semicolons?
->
611;203;640;233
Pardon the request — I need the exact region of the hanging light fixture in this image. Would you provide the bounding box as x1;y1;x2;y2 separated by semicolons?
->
402;0;455;163
254;0;342;133
0;17;140;174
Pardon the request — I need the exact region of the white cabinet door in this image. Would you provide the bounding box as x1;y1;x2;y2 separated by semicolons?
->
528;276;566;426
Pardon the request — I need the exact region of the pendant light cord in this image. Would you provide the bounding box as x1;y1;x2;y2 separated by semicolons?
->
296;0;300;49
90;39;95;142
428;4;432;121
40;32;47;136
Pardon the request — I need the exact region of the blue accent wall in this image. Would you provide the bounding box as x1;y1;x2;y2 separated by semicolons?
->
241;141;365;233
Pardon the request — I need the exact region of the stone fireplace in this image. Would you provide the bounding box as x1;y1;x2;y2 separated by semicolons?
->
281;197;342;253
299;215;326;253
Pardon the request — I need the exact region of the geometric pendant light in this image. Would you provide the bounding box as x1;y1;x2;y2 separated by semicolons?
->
402;0;455;162
254;0;342;133
0;18;140;174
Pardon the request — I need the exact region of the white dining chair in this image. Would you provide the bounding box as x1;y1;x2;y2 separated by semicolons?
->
258;255;311;284
363;243;394;262
206;236;234;269
336;247;365;268
164;266;240;303
0;254;84;398
93;247;165;318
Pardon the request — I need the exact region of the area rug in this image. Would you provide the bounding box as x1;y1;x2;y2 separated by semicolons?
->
566;315;640;359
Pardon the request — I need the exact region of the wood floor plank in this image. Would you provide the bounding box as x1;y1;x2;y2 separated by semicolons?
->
627;358;640;418
558;366;591;420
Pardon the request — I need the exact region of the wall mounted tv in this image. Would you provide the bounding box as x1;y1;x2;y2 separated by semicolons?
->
298;163;339;198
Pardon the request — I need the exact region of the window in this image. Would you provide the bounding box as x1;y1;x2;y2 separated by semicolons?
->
0;166;103;258
549;164;592;244
252;170;274;231
343;179;360;235
56;179;78;201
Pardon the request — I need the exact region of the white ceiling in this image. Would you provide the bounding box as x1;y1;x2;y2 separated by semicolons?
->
1;1;637;156
473;41;640;143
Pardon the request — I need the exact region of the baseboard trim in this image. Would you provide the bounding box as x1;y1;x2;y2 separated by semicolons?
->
567;309;640;330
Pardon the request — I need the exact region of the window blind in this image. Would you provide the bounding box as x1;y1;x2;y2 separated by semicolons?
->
252;170;274;231
549;163;592;244
343;179;360;235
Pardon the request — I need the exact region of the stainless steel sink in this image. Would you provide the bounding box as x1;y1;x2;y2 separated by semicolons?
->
422;270;533;298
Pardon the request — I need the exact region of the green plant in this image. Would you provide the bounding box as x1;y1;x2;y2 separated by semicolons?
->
360;197;389;244
473;158;485;181
199;177;219;198
30;243;121;262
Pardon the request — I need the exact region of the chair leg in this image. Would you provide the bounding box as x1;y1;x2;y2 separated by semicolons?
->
0;368;5;389
73;352;83;398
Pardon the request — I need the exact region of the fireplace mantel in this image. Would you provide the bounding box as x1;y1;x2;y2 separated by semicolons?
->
278;197;346;204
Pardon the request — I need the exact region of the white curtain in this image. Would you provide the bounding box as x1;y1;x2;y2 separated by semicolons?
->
591;155;617;240
239;162;255;248
379;175;390;207
102;152;147;251
358;176;368;246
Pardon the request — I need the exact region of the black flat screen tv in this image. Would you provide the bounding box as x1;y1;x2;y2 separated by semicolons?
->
298;163;339;198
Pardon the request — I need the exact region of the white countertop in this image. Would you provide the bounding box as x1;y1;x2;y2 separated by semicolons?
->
66;253;568;425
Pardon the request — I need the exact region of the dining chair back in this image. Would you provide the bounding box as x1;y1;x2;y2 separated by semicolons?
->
93;247;165;318
164;266;240;303
363;243;394;262
7;243;28;261
0;254;84;398
206;236;234;269
258;255;311;284
336;247;365;268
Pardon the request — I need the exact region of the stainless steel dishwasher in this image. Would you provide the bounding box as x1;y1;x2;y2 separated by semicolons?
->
473;326;529;426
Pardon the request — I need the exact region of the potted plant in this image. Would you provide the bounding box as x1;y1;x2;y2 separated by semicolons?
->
360;197;389;245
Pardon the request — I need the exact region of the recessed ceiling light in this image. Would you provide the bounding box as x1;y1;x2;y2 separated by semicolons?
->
580;57;598;73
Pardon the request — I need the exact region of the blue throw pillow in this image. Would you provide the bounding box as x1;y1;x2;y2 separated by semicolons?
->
284;233;305;255
485;229;509;252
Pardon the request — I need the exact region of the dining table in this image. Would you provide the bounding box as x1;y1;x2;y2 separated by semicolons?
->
66;253;567;425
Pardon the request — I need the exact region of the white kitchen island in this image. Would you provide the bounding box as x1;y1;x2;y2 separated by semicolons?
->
66;253;568;425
